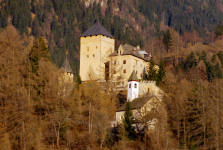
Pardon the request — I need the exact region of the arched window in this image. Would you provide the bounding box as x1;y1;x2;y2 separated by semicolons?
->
148;88;150;93
129;84;131;88
134;83;137;88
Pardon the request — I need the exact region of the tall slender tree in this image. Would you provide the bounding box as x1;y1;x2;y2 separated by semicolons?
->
123;102;135;140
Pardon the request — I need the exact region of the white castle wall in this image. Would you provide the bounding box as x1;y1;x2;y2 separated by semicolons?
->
139;81;163;101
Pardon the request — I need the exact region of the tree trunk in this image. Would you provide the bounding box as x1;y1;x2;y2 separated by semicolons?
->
184;117;186;148
202;91;206;150
216;97;219;150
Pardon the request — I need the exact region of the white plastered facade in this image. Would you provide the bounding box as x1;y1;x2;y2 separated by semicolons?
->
127;81;139;102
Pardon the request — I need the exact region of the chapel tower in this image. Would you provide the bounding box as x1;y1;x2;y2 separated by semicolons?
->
79;22;115;81
61;56;74;83
127;70;139;102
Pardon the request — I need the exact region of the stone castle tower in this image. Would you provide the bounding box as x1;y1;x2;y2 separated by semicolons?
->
79;22;115;81
61;56;73;83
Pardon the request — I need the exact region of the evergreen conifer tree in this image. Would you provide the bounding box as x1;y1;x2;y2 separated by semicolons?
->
215;62;222;79
217;51;223;65
163;29;172;51
29;37;51;75
123;102;135;140
156;58;165;86
199;51;207;63
145;57;157;81
186;52;197;69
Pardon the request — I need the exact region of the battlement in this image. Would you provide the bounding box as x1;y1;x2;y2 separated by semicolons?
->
138;80;158;97
140;80;156;84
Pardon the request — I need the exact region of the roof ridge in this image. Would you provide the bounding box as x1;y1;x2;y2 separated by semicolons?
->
80;22;114;38
128;70;139;81
61;57;73;73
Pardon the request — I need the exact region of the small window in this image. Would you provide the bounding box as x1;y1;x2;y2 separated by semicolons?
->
113;70;116;74
87;55;89;58
123;60;126;64
120;51;121;55
89;74;90;76
96;46;97;49
148;88;150;93
134;83;137;88
136;71;137;74
136;61;137;65
87;47;89;52
114;61;116;65
141;74;142;77
67;72;68;75
141;64;142;67
129;84;131;88
93;54;95;57
123;69;126;73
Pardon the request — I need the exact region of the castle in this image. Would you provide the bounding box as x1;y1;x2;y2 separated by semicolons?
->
79;22;151;83
60;22;162;101
61;22;164;127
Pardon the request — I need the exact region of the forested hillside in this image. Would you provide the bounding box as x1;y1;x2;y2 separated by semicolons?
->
1;0;223;75
135;0;223;36
3;1;223;149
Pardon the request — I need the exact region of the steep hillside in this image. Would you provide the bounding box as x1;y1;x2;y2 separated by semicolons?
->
1;0;223;76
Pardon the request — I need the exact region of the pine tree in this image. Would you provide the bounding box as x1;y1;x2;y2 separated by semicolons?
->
123;102;135;140
215;62;222;79
145;57;157;81
156;58;165;86
217;51;223;65
32;16;40;38
186;52;197;69
206;62;216;82
29;37;51;75
199;51;207;63
215;24;223;37
163;29;172;51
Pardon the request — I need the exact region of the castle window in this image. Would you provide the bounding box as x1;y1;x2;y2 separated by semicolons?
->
96;46;97;49
129;84;131;88
87;47;89;52
136;60;137;65
93;54;95;57
136;71;137;74
123;69;126;73
113;70;116;74
120;51;121;55
148;88;150;93
134;83;137;88
114;61;116;65
123;60;126;64
87;55;89;58
141;64;142;67
141;74;142;77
